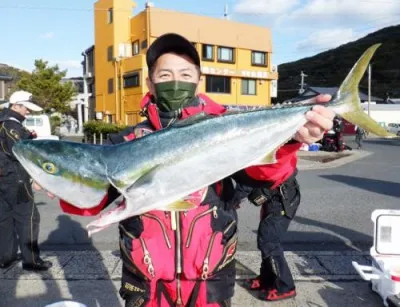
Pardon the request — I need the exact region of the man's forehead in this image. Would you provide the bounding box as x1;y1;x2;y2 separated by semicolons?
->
154;53;197;69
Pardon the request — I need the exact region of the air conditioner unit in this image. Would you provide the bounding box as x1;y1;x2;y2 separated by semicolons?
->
272;65;278;73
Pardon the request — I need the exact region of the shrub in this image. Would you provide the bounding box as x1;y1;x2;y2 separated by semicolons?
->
83;120;128;135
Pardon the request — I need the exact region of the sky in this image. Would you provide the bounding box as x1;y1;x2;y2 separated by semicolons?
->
1;0;399;77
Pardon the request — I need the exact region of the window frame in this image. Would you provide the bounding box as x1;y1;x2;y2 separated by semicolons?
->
107;8;113;24
205;75;231;94
107;46;113;62
202;44;214;61
241;78;257;95
251;51;267;67
132;40;140;56
108;78;114;94
217;46;235;64
123;72;140;88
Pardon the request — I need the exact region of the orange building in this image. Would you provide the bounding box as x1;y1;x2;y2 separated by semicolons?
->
92;0;278;125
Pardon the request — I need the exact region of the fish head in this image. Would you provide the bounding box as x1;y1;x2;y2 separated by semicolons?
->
12;140;109;208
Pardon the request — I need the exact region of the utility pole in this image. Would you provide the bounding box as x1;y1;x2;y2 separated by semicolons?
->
224;3;230;20
299;71;307;94
368;64;371;116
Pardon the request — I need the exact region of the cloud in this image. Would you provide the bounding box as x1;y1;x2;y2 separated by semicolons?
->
39;32;55;39
49;60;82;70
234;0;300;15
295;28;358;52
280;0;400;28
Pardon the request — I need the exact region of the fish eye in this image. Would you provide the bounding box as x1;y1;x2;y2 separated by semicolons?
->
42;162;58;174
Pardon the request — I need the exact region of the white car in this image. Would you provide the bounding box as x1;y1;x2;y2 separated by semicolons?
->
387;123;400;136
24;115;60;140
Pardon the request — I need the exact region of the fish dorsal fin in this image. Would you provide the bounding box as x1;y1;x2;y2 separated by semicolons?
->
171;112;218;128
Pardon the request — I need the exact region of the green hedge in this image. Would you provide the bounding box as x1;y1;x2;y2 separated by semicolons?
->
83;120;128;135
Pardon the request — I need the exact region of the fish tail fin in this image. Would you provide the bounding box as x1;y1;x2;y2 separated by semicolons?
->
335;44;395;138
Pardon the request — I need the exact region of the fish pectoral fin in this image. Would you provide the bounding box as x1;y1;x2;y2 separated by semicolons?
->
252;150;278;165
165;200;197;211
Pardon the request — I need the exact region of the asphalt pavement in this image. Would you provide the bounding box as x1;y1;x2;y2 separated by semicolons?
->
1;136;399;306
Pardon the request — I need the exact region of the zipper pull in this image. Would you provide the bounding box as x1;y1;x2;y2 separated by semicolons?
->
202;259;209;280
144;252;151;265
213;206;218;219
144;253;155;278
148;263;155;278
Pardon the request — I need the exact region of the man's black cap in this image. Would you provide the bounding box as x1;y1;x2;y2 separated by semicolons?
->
146;33;201;72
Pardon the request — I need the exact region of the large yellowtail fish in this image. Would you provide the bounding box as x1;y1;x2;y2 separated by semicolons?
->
12;44;395;235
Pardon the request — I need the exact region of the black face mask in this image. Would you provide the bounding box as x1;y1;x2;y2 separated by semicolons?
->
154;81;197;112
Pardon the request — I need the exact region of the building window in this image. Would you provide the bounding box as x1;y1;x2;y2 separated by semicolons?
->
202;44;214;61
107;8;113;24
123;72;140;88
132;40;140;55
141;40;148;50
242;79;257;95
108;78;114;94
252;51;267;66
217;47;234;63
107;46;113;61
206;76;231;94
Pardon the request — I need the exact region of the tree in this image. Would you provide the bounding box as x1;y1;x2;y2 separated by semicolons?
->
17;60;76;113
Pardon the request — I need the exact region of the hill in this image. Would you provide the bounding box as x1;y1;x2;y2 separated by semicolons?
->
277;24;400;102
0;64;29;99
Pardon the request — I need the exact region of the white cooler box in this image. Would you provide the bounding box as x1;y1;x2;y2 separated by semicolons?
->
352;209;400;306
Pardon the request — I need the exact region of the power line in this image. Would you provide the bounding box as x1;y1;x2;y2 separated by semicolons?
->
0;4;225;16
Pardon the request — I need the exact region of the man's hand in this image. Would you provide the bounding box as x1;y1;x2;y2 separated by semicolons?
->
294;94;335;144
32;181;56;199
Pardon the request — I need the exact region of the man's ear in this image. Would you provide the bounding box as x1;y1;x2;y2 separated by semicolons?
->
146;77;156;97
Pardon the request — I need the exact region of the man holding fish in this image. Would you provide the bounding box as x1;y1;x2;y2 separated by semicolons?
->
21;33;392;306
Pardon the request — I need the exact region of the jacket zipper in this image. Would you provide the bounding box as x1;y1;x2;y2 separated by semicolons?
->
201;220;237;280
176;211;183;306
118;224;155;278
140;237;155;278
185;206;218;248
201;232;218;280
143;213;172;248
119;238;148;280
